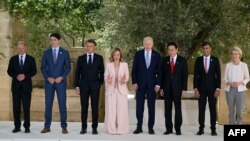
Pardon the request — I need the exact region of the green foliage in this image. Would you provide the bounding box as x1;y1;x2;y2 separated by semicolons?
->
3;0;250;67
99;0;250;66
4;0;104;47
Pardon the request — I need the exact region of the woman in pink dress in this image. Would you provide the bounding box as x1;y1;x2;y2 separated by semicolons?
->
104;48;130;134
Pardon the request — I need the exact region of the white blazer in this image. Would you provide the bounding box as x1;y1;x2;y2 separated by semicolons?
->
104;62;129;95
224;61;250;92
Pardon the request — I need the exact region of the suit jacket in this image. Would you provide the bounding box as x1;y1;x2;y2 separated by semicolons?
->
224;61;249;92
131;49;162;89
104;62;129;96
193;55;221;92
161;55;188;95
74;53;104;90
40;47;71;84
7;54;37;92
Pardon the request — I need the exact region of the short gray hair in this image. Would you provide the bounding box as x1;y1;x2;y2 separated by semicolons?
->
17;41;26;46
143;36;153;43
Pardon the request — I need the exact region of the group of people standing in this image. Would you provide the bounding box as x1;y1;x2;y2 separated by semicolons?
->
7;33;249;136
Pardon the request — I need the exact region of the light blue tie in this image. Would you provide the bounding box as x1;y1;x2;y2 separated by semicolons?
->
53;49;57;64
146;52;150;68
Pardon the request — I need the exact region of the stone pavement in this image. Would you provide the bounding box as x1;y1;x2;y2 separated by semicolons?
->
0;121;224;141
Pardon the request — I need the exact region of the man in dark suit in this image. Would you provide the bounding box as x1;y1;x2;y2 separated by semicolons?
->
160;42;188;136
193;42;221;136
74;39;104;135
40;33;71;134
7;41;37;133
131;36;162;135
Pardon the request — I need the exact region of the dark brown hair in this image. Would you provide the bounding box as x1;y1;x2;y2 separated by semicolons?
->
50;33;61;40
86;39;97;46
202;41;211;47
167;42;178;49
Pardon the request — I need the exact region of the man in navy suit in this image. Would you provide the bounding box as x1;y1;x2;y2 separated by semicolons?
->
193;42;221;136
160;42;188;135
40;33;71;134
132;36;162;134
7;41;37;133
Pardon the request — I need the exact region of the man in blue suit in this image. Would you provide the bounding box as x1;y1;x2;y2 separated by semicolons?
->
40;33;71;134
132;36;162;134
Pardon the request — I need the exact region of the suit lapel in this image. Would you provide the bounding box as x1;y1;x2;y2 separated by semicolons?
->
23;55;28;68
173;56;179;74
118;62;123;77
49;48;54;64
92;54;96;66
15;55;20;67
207;56;213;74
149;51;155;69
55;48;63;64
142;51;147;69
201;57;205;73
110;62;115;77
166;56;171;73
83;54;87;64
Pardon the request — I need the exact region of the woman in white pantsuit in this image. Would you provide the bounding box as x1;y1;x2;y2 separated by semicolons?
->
104;48;130;134
224;46;249;125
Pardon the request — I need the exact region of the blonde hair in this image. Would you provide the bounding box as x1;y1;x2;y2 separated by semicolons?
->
231;46;242;58
109;48;123;62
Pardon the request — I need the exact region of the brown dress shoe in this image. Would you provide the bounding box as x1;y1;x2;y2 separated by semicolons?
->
41;128;50;133
62;128;68;134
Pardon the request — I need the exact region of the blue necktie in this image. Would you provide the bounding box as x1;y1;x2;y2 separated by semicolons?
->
53;49;57;64
20;55;24;68
146;52;150;68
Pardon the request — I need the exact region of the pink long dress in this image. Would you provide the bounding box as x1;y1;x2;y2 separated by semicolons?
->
104;62;130;134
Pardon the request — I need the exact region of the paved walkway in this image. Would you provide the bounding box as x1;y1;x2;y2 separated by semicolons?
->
0;121;223;141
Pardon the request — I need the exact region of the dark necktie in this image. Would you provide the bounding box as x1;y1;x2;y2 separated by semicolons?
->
170;57;174;74
20;55;24;68
88;55;92;64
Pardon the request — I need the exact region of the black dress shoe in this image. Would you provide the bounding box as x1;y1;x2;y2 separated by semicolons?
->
12;128;21;133
163;130;173;135
196;130;204;135
25;129;30;133
211;130;217;136
92;129;98;134
148;129;155;134
80;129;87;134
176;131;182;135
133;128;143;134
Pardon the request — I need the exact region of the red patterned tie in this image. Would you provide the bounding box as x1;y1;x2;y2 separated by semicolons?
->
170;57;174;74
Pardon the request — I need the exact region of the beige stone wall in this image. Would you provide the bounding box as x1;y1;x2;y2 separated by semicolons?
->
0;11;12;120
